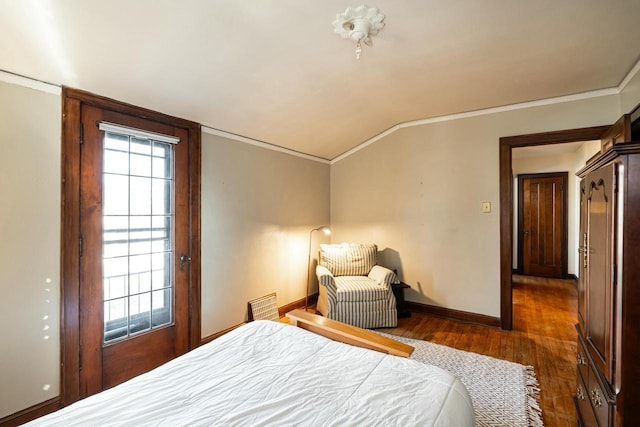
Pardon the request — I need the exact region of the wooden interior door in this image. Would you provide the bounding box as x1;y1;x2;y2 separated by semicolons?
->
518;172;568;278
585;163;615;381
79;105;191;396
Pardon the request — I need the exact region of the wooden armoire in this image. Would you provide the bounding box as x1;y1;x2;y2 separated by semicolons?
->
575;110;640;426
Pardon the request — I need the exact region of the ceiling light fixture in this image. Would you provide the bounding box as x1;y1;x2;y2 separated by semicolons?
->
332;5;385;59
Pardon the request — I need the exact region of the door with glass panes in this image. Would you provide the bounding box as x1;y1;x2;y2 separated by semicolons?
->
79;105;191;395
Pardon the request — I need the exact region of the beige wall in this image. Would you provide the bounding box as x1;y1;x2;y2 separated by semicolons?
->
330;95;619;317
200;132;330;337
0;81;61;417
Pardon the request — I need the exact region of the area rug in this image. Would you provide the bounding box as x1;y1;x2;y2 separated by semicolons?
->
379;333;543;427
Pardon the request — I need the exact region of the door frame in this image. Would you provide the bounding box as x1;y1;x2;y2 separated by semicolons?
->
517;172;568;278
498;125;608;330
60;87;201;405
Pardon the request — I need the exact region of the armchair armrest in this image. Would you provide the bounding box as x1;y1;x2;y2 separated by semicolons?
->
368;265;399;287
316;265;337;293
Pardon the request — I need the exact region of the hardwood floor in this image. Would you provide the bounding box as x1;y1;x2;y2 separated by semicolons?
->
383;275;578;427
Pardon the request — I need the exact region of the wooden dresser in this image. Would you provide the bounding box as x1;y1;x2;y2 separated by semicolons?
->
574;110;640;426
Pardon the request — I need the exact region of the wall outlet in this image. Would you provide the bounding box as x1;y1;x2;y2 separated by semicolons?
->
482;202;491;213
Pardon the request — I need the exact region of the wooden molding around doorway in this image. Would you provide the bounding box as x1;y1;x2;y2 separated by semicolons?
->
498;125;608;330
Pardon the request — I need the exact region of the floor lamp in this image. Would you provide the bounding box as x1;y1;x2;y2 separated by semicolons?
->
306;226;331;310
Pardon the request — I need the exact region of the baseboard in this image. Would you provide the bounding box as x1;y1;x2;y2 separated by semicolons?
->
404;301;501;328
278;293;318;317
200;322;245;346
0;397;60;427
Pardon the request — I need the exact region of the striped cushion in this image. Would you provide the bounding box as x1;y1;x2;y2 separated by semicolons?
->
335;276;388;302
333;299;397;328
320;243;377;276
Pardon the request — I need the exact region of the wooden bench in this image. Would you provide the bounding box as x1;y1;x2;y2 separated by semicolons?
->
286;309;414;357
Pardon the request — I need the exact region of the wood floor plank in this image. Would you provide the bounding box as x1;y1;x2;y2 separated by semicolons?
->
381;275;578;427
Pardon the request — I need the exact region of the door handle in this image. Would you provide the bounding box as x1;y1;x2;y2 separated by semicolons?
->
179;254;191;271
524;231;529;237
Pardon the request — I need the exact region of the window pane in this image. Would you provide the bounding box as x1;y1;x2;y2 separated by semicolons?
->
152;179;172;215
130;138;152;177
105;297;128;323
151;252;171;290
151;288;171;327
130;271;152;295
104;272;127;301
130;293;151;335
105;132;129;150
130;292;151;317
151;216;171;253
130;137;151;155
152;142;171;179
104;257;128;286
129;216;151;256
130;177;152;215
103;215;129;258
104;150;129;175
103;174;129;215
104;132;129;175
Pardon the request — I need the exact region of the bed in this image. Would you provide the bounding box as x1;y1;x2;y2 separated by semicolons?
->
26;314;474;426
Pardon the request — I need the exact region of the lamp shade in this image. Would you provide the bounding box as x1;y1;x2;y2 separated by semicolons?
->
316;226;331;235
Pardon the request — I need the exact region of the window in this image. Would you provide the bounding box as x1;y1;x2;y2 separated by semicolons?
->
102;131;174;342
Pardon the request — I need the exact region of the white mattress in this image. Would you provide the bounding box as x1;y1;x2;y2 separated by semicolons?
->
26;321;474;426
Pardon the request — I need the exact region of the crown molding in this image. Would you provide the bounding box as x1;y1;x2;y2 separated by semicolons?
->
0;69;61;95
332;56;640;164
4;56;640;166
201;126;331;164
618;56;640;93
331;87;619;164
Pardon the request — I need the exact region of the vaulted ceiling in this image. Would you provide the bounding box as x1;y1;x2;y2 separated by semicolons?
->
2;0;640;160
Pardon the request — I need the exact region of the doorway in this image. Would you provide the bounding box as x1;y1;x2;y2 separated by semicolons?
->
60;88;202;405
498;125;608;330
517;172;568;278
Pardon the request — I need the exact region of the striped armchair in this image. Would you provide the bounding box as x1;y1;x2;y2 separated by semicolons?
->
316;243;398;328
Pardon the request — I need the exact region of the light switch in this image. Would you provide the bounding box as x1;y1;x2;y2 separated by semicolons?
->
482;202;491;213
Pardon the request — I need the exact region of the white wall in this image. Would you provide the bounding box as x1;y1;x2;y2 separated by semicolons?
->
0;81;61;417
330;95;619;318
200;132;330;336
511;140;600;276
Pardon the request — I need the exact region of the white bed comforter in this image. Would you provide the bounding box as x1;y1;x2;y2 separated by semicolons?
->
27;321;474;426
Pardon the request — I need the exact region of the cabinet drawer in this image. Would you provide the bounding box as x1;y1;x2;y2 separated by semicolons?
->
577;336;589;382
576;371;597;427
588;368;614;427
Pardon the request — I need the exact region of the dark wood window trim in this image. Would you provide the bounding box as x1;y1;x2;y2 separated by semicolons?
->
498;125;608;330
60;87;201;406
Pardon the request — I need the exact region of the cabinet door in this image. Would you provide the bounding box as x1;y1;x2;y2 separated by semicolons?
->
578;179;588;334
585;163;616;382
